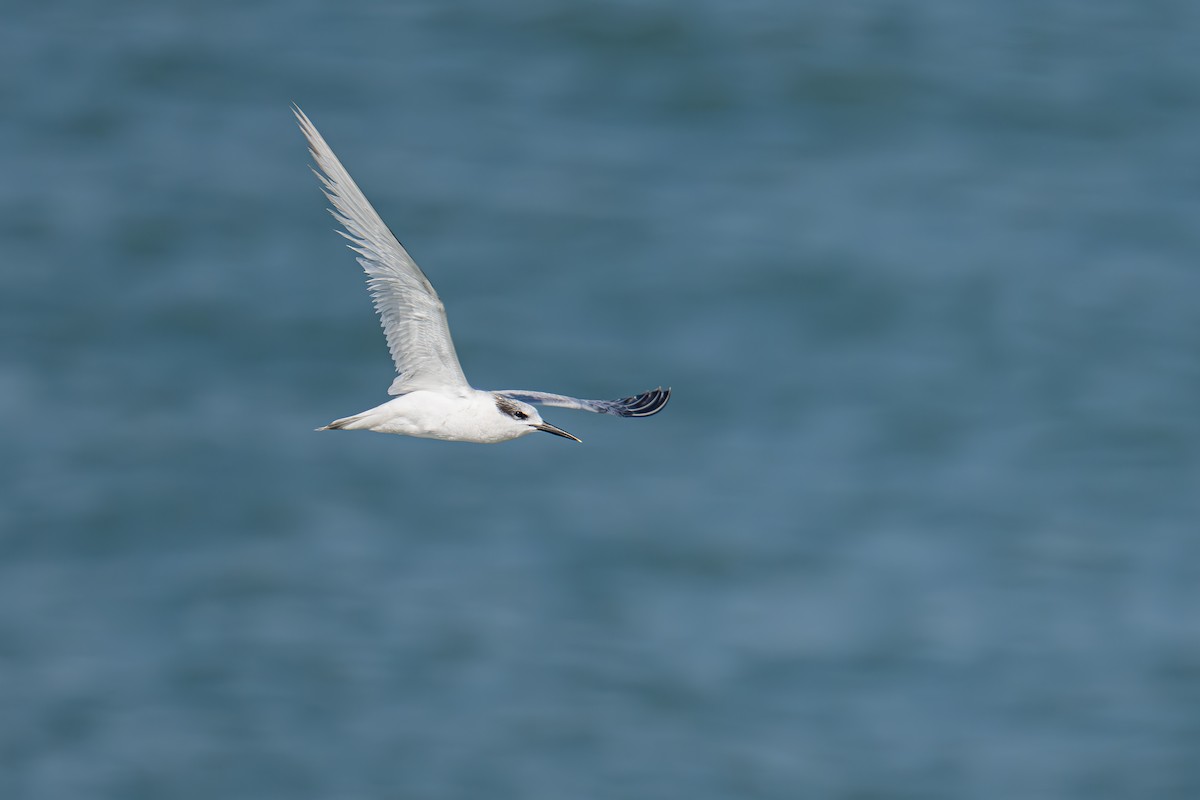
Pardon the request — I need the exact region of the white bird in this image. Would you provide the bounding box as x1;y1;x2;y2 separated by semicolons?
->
295;106;670;444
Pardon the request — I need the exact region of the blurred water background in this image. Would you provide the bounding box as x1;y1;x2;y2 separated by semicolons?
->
3;1;1200;798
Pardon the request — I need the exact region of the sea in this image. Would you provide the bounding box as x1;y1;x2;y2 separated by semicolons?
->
2;1;1199;798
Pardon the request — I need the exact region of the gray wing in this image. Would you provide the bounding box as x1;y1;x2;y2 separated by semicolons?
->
494;387;670;417
294;106;470;395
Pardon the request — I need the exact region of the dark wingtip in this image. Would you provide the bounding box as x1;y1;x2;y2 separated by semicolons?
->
616;386;671;417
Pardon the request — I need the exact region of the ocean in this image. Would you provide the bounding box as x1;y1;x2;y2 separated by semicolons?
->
3;2;1199;797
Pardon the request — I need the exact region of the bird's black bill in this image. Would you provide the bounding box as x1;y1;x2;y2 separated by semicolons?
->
533;422;582;443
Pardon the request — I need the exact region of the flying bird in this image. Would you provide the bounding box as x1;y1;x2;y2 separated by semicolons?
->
295;106;670;444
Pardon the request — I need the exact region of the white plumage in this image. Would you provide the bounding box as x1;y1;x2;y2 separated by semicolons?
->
296;106;669;444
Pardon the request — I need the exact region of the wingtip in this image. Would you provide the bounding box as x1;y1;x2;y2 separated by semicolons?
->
292;105;320;145
619;386;671;417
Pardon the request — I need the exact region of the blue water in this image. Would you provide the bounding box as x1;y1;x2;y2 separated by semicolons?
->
3;2;1200;798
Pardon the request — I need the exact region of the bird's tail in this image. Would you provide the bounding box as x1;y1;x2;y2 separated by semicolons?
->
316;412;369;431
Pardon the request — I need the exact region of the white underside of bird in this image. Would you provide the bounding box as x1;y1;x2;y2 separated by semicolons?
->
318;390;547;444
295;106;670;444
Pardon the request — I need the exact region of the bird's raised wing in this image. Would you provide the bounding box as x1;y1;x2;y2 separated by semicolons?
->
294;106;470;395
494;387;670;417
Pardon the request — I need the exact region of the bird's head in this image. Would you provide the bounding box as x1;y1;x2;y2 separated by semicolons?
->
493;395;581;442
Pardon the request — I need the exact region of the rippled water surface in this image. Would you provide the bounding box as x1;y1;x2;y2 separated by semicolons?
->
3;2;1200;798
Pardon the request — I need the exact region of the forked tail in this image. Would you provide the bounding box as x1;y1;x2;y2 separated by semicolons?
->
316;412;368;431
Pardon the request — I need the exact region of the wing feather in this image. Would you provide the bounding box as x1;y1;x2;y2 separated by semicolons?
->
294;106;470;395
494;387;670;417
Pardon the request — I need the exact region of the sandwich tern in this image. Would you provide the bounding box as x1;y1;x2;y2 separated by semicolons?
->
295;106;670;444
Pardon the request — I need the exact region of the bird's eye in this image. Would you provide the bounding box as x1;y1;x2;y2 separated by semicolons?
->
514;410;528;420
